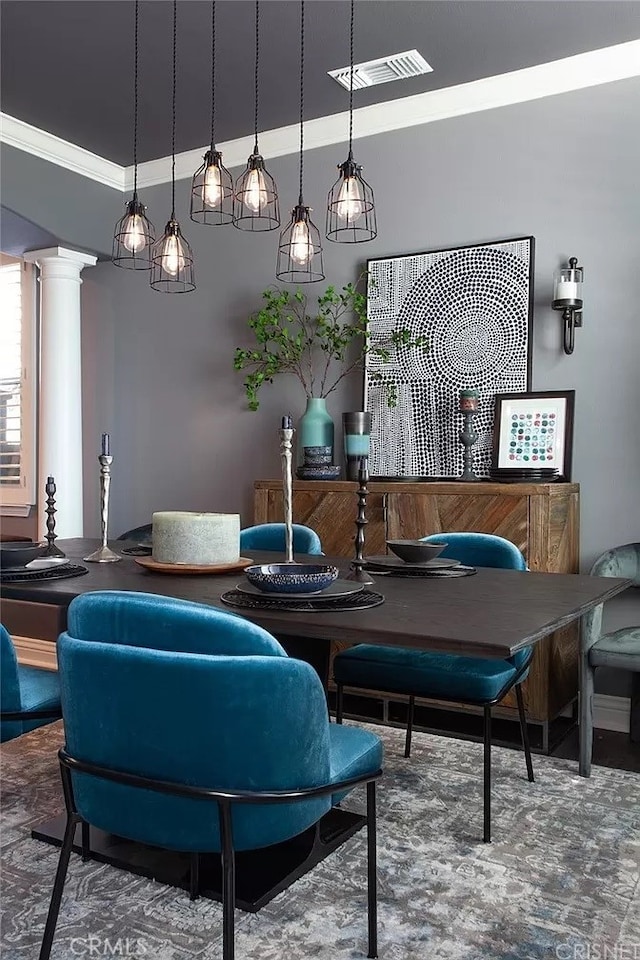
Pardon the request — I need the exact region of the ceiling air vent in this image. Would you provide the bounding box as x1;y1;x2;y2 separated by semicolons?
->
328;50;432;91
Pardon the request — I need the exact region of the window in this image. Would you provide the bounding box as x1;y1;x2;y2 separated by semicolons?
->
0;256;36;511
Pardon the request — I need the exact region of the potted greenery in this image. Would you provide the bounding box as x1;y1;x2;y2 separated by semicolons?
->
233;277;428;455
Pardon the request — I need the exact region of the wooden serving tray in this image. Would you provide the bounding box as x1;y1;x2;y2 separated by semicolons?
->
134;557;254;575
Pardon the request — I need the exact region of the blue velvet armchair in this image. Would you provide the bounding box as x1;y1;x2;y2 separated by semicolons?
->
579;542;640;777
240;522;323;555
333;532;534;843
39;591;382;960
1;624;61;743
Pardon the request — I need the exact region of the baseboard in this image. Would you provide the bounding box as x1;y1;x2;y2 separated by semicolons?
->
593;694;631;734
12;636;57;671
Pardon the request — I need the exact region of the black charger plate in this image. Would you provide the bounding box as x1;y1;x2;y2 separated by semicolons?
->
220;589;384;612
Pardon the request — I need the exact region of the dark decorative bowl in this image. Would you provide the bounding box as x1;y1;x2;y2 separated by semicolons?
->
386;540;447;564
0;541;46;569
296;465;342;480
244;563;340;594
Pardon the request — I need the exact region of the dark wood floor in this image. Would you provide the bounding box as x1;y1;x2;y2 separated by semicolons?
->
551;727;640;773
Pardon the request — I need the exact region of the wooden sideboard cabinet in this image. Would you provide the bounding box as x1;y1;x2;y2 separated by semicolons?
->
254;479;580;749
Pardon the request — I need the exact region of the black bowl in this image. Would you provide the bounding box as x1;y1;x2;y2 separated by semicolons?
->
386;540;447;564
0;541;46;569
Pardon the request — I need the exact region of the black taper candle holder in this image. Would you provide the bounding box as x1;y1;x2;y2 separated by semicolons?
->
345;458;375;584
459;410;481;482
42;476;66;557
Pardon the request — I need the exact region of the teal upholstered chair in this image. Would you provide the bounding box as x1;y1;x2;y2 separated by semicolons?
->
39;591;382;960
116;523;152;543
240;522;323;555
1;625;61;743
333;532;534;843
579;542;640;777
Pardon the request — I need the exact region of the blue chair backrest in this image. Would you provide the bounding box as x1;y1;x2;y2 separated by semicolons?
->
57;592;332;852
1;625;22;741
240;523;323;555
422;532;527;571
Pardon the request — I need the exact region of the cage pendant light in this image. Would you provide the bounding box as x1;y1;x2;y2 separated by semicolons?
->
233;1;279;232
276;1;324;283
326;0;377;243
190;1;233;225
112;0;155;269
150;0;195;293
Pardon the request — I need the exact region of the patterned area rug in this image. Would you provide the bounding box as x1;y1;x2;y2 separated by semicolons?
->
1;720;639;960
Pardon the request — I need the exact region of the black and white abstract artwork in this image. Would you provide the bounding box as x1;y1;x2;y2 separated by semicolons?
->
364;237;534;478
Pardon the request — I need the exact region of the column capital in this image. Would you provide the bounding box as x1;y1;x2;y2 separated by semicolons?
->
23;246;97;282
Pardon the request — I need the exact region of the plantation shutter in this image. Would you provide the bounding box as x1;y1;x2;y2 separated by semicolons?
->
0;259;36;508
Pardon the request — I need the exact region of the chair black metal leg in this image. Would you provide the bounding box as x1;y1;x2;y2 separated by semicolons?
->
190;852;200;901
404;696;415;758
366;780;378;959
39;813;79;960
335;683;344;724
483;705;491;844
81;821;90;862
219;804;236;960
515;684;535;782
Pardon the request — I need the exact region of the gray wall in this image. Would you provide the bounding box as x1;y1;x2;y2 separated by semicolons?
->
7;77;640;695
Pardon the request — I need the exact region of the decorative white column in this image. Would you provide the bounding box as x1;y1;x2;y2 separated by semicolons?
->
23;246;97;540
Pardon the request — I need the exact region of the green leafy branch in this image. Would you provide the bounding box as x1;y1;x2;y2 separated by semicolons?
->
233;275;428;411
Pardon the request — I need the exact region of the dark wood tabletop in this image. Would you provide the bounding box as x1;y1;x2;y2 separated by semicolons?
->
0;539;630;659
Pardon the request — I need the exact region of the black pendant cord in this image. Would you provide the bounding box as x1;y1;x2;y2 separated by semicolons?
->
171;0;177;219
348;0;354;161
132;0;139;199
210;0;216;152
253;0;260;153
298;0;305;205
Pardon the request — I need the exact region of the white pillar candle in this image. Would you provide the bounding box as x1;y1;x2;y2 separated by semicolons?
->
152;511;240;565
554;279;579;300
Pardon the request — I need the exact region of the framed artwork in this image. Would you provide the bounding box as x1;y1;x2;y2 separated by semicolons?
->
492;390;575;481
364;236;534;479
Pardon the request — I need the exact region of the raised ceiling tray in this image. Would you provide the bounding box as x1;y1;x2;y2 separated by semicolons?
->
220;589;384;612
235;580;364;601
134;557;254;575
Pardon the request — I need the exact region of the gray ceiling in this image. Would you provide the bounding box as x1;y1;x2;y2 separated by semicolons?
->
2;1;640;166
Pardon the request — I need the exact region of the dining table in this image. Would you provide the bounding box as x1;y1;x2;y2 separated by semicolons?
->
0;537;630;911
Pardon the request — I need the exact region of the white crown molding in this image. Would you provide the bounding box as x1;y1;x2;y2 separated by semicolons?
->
0;113;125;190
3;39;640;194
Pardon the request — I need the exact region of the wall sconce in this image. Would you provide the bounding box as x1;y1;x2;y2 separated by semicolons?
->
552;257;583;355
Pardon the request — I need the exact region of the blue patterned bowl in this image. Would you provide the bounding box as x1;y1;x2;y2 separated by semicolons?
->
244;563;340;594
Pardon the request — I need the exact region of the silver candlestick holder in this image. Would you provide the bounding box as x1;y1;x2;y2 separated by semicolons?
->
84;451;121;563
279;416;295;563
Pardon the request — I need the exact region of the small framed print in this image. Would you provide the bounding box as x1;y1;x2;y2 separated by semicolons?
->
492;390;575;481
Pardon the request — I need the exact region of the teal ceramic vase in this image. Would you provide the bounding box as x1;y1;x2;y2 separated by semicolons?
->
297;397;334;463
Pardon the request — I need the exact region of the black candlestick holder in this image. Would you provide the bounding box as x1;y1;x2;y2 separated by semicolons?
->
459;410;481;482
345;458;375;584
42;476;66;558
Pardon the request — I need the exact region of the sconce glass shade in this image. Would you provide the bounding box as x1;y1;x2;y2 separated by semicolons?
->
233;152;280;231
112;198;155;269
552;260;583;309
276;204;324;284
326;157;377;243
150;219;196;293
190;149;234;225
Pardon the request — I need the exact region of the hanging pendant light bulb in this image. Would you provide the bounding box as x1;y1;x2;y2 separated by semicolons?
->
276;0;324;283
190;1;233;225
151;0;195;292
233;1;279;231
326;0;377;243
112;0;155;268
